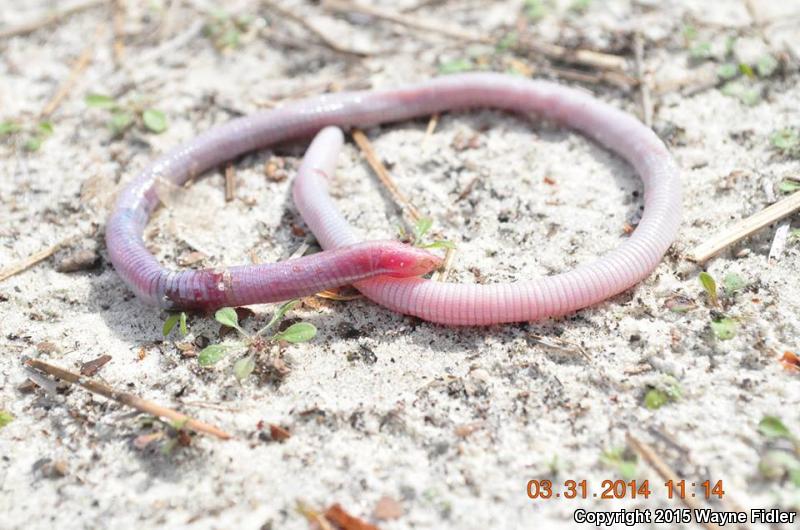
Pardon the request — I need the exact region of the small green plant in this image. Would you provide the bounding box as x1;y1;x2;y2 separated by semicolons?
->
438;58;475;74
410;217;456;250
771;128;800;158
756;54;779;77
710;317;737;340
0;410;14;429
0;120;54;151
524;0;547;21
759;416;795;441
698;271;718;307
689;41;712;60
569;0;591;13
757;416;800;486
197;301;316;382
204;9;253;51
601;448;637;480
163;311;188;337
722;273;746;293
85;93;168;137
720;81;761;106
643;378;682;410
779;179;800;193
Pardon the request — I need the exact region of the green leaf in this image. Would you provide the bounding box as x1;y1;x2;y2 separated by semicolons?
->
163;314;180;336
413;217;434;243
179;312;188;335
85;93;116;108
682;25;697;43
569;0;590;13
215;307;240;329
198;344;227;366
779;180;800;193
233;356;255;382
0;410;14;429
689;41;712;60
758;450;800;480
438;59;474;74
756;55;779;77
601;448;637;480
524;0;547;21
0;121;20;135
274;322;317;343
109;111;134;135
142;109;168;134
644;388;669;410
759;415;793;439
739;62;755;78
716;63;738;80
711;317;737;340
496;32;518;52
739;87;761;106
698;271;718;306
771;128;799;155
38;121;54;135
256;299;299;337
24;137;43;152
722;273;746;293
420;240;456;250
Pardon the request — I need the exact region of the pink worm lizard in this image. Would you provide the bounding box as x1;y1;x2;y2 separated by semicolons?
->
107;73;681;323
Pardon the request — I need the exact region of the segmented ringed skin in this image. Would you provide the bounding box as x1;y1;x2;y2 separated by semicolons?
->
291;74;681;325
107;73;681;323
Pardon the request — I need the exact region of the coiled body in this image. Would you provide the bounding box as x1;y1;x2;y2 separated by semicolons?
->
107;73;681;323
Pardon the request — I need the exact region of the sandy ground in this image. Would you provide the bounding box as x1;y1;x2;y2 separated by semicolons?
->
1;0;800;529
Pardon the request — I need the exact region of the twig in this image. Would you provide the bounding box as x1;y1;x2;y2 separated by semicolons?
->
425;113;440;138
455;174;481;202
351;128;422;223
0;0;107;39
627;434;722;530
224;163;235;202
686;191;800;263
433;247;456;281
112;0;126;64
25;359;233;440
0;237;75;282
261;0;369;58
323;0;628;72
40;28;100;117
633;32;653;127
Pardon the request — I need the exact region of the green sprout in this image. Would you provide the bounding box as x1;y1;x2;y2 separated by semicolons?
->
710;317;737;340
643;378;682;410
601;448;637;480
411;217;456;250
569;0;591;13
204;10;253;51
698;271;718;307
0;410;14;429
85;93;168;137
759;416;795;441
197;301;316;382
524;0;547;21
771;128;800;158
438;58;475;74
757;416;800;486
0;120;54;152
163;311;188;337
722;273;747;294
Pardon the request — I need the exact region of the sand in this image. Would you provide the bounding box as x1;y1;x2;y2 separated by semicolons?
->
1;0;799;529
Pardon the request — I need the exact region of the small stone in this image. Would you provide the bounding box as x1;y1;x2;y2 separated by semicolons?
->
373;496;403;521
56;249;100;273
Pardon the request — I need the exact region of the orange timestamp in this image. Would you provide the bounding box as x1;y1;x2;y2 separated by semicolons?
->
526;479;725;500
